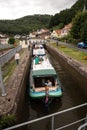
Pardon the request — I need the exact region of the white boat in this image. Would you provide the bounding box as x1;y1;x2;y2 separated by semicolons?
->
29;52;63;100
33;44;45;57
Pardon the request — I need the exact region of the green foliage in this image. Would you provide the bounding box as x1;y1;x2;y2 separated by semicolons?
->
51;23;64;30
49;0;87;28
70;11;87;41
8;37;15;44
58;23;64;29
0;115;16;129
0;15;51;34
80;20;87;41
0;0;86;42
60;34;78;44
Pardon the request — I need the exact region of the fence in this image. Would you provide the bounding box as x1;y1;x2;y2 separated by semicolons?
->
0;45;22;67
0;44;13;50
3;103;87;130
78;122;87;130
0;45;22;96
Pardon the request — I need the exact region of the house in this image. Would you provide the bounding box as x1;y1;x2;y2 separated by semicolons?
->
61;23;72;37
0;33;9;44
14;34;21;39
20;40;28;48
36;29;51;39
29;32;37;38
51;23;72;39
51;29;61;39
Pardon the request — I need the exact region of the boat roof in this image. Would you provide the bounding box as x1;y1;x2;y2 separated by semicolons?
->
32;69;57;77
33;55;54;70
32;56;57;77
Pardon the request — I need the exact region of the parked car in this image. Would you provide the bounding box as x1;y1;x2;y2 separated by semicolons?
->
77;42;87;48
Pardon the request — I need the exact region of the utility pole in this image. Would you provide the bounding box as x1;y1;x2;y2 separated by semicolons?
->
83;0;86;12
0;67;6;96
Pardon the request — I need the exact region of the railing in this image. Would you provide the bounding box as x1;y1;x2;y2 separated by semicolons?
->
0;45;22;96
3;103;87;130
0;45;22;67
0;44;13;50
78;123;87;130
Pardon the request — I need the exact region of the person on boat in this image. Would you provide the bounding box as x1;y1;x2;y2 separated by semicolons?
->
33;47;39;57
34;55;39;64
47;80;52;87
44;96;49;113
45;85;49;95
44;85;49;113
38;45;45;56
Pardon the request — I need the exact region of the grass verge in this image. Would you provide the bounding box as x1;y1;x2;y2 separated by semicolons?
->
51;42;87;66
1;49;25;83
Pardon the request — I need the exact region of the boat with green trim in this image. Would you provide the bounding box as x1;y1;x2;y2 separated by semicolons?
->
29;55;63;99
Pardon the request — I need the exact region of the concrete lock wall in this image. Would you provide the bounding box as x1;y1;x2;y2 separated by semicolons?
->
46;45;87;100
14;56;31;123
14;51;32;123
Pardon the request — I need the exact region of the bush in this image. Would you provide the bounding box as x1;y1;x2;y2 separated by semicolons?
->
60;45;66;48
0;115;16;129
83;56;87;60
60;34;78;45
8;37;15;45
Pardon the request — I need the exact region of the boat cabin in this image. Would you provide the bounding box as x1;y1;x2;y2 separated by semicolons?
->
32;68;59;92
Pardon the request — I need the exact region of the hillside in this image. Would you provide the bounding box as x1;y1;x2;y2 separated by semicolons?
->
0;0;87;34
0;15;51;35
49;0;87;28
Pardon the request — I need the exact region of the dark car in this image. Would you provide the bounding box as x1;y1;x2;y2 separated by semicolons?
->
77;42;87;48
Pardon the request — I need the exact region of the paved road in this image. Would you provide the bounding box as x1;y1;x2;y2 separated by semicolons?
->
59;41;87;53
0;49;11;55
50;39;87;53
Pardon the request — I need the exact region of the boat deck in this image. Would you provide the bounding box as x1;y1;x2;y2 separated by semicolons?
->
34;86;58;92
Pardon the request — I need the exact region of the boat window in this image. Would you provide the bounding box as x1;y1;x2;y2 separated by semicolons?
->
34;77;55;88
34;78;42;87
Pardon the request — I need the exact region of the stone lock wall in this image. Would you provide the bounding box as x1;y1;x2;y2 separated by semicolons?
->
46;45;87;99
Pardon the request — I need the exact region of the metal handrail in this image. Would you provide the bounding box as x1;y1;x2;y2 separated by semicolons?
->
55;117;87;130
78;123;87;130
3;103;87;130
0;45;22;67
0;45;22;96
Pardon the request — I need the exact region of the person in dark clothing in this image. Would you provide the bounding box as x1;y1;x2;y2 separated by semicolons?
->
56;41;58;46
44;85;49;113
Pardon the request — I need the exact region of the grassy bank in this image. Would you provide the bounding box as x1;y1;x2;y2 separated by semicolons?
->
1;49;25;83
51;42;87;66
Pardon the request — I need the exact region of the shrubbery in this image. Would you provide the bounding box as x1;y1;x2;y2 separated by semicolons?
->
8;37;15;45
0;115;16;129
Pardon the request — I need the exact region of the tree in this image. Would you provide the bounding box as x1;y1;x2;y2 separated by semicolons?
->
81;20;87;41
48;0;87;29
0;15;51;34
70;11;87;41
8;37;15;45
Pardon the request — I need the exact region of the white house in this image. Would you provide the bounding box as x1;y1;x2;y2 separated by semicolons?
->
14;34;21;39
29;32;37;38
51;29;61;39
61;23;72;37
0;33;9;44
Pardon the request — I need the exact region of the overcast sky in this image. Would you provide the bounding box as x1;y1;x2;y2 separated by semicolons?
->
0;0;77;20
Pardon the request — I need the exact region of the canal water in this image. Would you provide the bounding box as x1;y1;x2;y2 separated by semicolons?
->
18;53;87;130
